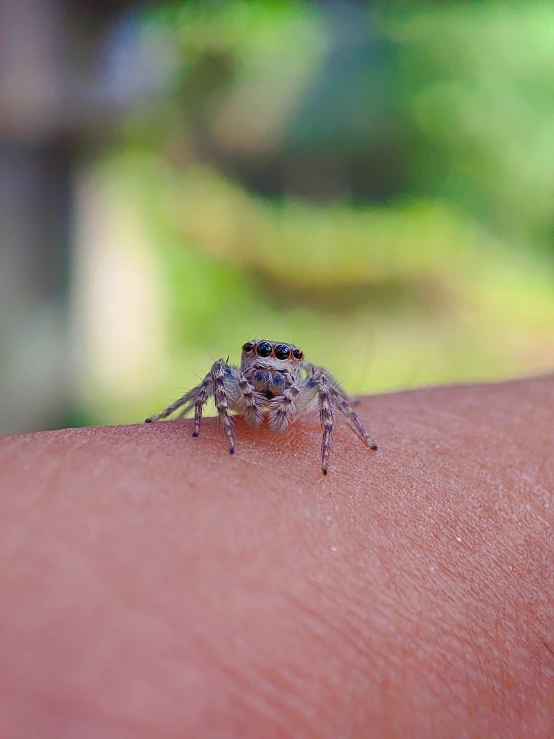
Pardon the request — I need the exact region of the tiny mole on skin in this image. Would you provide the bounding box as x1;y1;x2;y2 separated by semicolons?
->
146;340;377;474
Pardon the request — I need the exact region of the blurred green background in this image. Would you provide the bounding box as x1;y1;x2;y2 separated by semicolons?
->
1;0;553;434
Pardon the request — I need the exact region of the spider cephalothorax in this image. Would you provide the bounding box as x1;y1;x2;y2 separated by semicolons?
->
240;340;304;400
145;340;377;474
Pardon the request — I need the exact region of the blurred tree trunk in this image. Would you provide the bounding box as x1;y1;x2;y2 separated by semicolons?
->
0;0;73;433
0;0;124;433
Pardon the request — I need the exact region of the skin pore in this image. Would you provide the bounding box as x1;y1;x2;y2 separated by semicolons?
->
0;375;552;738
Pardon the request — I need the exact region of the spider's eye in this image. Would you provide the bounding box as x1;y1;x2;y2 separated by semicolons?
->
256;341;272;358
242;342;254;353
274;344;290;360
293;348;304;360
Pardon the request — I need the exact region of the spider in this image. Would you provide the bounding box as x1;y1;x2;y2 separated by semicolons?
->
145;340;377;474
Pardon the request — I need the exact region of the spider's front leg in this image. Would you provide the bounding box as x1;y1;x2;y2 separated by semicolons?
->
307;364;377;454
268;374;334;474
316;374;335;475
267;384;301;433
198;359;239;453
328;387;378;452
236;375;266;428
269;368;377;474
145;359;240;454
145;385;202;423
301;360;350;401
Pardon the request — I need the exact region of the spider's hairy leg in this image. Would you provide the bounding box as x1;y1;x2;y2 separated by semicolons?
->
268;384;301;433
192;375;214;438
175;401;195;420
317;374;335;475
329;387;378;451
145;386;201;423
236;375;266;428
268;369;331;433
306;364;376;451
302;361;350;401
209;359;238;454
270;371;335;473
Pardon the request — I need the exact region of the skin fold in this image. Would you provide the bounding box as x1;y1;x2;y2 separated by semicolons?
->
0;376;552;738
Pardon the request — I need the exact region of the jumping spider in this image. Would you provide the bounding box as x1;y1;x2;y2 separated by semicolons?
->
145;340;377;474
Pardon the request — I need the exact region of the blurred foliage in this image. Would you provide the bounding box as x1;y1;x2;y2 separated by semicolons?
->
76;0;554;425
392;1;554;249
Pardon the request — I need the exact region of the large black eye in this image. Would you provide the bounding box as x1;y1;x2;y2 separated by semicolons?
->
242;342;254;353
293;348;304;360
256;341;272;357
274;344;290;360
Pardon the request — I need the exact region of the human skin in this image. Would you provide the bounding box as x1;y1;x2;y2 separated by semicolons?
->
0;376;552;738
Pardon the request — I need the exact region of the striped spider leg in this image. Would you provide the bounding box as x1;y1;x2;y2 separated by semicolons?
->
145;359;265;454
268;364;377;474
